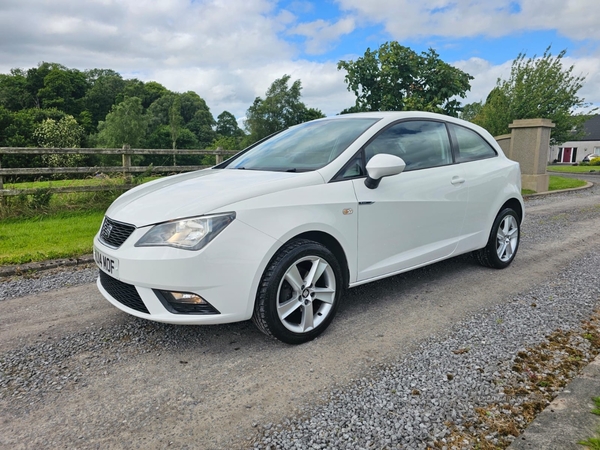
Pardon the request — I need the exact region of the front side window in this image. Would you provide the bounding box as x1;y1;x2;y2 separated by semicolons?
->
223;118;379;172
364;120;452;171
451;124;497;162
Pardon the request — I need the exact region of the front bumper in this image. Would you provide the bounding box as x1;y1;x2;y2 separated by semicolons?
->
94;218;278;324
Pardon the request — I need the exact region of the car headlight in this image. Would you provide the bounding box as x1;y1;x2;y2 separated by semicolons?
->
135;212;235;251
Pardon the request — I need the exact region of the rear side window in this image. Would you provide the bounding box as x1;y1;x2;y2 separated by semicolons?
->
364;120;452;171
451;124;497;162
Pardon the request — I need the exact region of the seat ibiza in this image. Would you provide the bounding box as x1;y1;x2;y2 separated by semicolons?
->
94;112;523;344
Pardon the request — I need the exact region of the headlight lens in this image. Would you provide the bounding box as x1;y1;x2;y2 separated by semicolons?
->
135;212;235;251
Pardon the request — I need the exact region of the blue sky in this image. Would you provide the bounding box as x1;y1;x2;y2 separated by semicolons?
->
0;0;598;121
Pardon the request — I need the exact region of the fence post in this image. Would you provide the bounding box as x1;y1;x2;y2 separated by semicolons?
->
215;147;223;164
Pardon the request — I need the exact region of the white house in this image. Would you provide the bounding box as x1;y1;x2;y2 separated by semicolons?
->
549;115;600;163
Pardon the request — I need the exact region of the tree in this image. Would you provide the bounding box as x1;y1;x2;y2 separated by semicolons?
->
472;47;594;144
337;42;473;116
83;70;125;126
0;69;33;111
302;107;325;122
34;115;83;148
244;75;309;142
169;96;183;151
97;97;147;148
216;111;243;137
459;101;483;122
33;115;85;167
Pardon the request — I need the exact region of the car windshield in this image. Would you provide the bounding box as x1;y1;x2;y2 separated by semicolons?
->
223;118;379;172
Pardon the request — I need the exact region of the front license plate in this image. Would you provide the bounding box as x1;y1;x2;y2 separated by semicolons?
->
94;246;119;279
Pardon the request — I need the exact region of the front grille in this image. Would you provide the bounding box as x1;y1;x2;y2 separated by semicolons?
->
99;271;149;314
99;217;136;248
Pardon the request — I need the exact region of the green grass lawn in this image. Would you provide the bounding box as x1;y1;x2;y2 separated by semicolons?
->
547;165;600;173
0;173;591;267
549;175;587;190
0;210;104;265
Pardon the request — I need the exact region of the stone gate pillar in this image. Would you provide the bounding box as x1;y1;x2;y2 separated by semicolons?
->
507;119;555;193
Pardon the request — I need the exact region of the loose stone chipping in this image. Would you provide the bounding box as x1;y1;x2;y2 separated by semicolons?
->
1;184;600;450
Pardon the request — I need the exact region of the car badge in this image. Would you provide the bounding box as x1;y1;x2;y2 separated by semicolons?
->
103;223;113;239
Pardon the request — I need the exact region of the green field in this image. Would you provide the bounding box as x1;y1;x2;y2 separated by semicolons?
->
0;174;591;266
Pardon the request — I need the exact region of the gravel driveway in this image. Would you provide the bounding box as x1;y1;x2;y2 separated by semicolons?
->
1;181;600;449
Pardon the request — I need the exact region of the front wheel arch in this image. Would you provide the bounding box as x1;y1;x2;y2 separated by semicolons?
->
252;238;344;344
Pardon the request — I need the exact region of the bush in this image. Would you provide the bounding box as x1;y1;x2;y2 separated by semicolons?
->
591;158;600;166
30;188;53;209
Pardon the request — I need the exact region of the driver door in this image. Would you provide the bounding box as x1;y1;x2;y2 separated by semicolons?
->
351;120;468;282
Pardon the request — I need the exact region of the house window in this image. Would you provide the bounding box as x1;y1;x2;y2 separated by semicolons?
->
594;147;600;156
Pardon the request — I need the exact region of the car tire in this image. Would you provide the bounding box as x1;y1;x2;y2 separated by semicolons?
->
474;207;520;269
252;239;343;344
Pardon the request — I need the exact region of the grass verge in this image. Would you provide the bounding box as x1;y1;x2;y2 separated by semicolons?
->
549;176;587;191
548;166;600;173
0;173;589;267
0;210;104;265
522;175;587;195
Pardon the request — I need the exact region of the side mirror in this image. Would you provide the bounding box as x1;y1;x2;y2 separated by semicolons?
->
364;153;406;189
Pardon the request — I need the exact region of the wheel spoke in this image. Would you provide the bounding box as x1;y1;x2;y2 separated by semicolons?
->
497;241;508;259
278;298;302;320
504;241;514;259
300;302;314;331
304;258;328;287
284;265;304;291
312;287;335;304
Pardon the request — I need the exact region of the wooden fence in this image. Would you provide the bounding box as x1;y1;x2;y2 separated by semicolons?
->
0;146;238;197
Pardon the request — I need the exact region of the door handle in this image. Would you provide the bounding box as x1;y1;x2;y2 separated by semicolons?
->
451;176;466;185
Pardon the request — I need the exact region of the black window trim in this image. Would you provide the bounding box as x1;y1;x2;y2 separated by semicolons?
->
447;122;498;164
330;118;455;183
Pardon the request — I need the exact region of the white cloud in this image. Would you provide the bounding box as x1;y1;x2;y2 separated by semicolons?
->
0;0;598;123
336;0;600;40
290;17;356;55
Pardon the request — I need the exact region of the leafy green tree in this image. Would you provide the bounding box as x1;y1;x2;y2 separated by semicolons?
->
34;115;84;148
33;115;85;167
119;79;169;108
337;42;473;116
169;96;183;151
216;111;243;137
83;70;125;126
0;70;33;111
244;75;310;142
460;101;483;122
302;107;325;122
97;97;147;148
185;109;216;148
0;108;66;170
473;47;593;143
37;67;88;116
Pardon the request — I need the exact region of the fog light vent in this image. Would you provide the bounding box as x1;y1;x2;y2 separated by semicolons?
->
155;290;220;315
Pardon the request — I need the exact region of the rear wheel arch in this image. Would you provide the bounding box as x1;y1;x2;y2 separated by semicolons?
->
501;198;523;224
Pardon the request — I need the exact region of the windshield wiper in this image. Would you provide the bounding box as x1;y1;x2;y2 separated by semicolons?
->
285;168;297;172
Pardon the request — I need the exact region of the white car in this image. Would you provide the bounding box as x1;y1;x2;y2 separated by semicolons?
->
94;112;523;344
